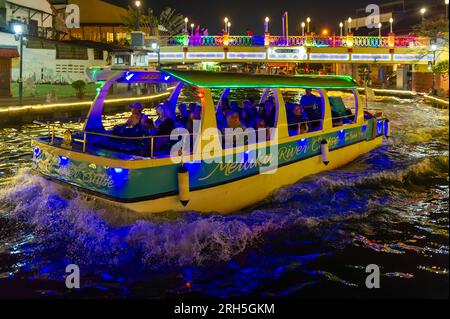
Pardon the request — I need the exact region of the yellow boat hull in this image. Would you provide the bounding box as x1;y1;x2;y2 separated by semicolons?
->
109;136;383;215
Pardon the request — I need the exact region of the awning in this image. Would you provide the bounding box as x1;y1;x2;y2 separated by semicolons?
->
0;46;20;58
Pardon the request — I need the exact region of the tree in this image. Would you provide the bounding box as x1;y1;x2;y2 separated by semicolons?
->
121;6;186;37
121;5;150;34
358;64;372;86
158;8;185;35
413;17;449;74
71;80;86;99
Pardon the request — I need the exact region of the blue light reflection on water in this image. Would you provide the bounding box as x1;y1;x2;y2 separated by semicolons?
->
0;98;448;298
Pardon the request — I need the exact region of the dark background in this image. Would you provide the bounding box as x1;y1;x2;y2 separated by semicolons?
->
108;0;447;34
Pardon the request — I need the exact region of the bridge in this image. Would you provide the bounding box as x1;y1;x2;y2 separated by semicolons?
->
147;35;433;65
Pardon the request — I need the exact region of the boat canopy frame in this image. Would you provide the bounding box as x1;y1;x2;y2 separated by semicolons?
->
84;67;365;146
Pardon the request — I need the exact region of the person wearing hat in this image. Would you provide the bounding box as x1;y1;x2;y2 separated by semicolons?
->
113;102;149;137
124;102;149;129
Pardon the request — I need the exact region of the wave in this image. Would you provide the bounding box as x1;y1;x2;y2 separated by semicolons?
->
0;151;447;271
0;170;322;269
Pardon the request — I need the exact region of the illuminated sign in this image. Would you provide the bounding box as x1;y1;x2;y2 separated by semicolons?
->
393;54;433;61
309;53;349;61
227;52;266;60
148;52;185;60
268;47;307;60
351;54;391;61
186;52;225;60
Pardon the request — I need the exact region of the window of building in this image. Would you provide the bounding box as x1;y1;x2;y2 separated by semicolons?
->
93;48;104;60
56;45;88;60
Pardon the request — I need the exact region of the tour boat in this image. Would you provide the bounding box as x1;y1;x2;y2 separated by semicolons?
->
31;67;390;214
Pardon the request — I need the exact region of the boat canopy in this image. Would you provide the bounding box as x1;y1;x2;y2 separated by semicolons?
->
161;69;359;89
87;67;359;89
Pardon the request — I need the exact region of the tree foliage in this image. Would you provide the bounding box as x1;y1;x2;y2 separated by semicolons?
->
121;6;185;36
413;18;449;74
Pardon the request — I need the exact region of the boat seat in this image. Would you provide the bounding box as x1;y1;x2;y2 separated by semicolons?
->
329;96;347;117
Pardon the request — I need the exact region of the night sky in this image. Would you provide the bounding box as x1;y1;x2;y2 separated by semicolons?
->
110;0;446;34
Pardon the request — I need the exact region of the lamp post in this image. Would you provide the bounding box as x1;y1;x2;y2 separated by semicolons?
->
14;24;24;105
431;43;438;95
348;17;352;34
378;22;382;37
306;17;311;33
151;42;160;68
184;17;189;33
301;22;305;36
135;0;141;30
420;7;426;21
265;17;270;33
389;18;394;33
190;23;195;36
339;22;343;37
224;17;229;32
227;22;231;35
446;0;449;20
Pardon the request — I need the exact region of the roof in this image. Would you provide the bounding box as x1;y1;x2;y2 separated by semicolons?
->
86;67;360;89
161;69;359;89
0;46;20;58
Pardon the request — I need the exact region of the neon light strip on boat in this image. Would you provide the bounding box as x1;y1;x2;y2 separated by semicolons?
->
0;88;175;113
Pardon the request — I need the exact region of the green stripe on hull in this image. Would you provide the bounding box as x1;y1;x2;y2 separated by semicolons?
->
32;121;387;201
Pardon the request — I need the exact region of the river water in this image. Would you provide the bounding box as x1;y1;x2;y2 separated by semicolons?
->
0;96;448;298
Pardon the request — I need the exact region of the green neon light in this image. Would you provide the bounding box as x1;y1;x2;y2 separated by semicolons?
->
162;69;359;89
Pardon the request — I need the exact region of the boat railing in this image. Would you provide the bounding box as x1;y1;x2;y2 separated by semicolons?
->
34;113;384;159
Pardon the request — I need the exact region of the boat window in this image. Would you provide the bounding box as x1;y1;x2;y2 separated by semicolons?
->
327;90;357;127
86;82;207;158
283;88;323;136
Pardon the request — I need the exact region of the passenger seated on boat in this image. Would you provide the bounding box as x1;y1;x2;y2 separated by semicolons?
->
288;104;310;136
254;118;271;141
262;100;276;127
153;105;176;155
176;103;190;127
186;105;202;133
300;89;322;131
112;102;149;137
216;97;231;130
240;105;255;128
154;104;164;130
224;110;246;131
188;103;197;113
230;101;240;112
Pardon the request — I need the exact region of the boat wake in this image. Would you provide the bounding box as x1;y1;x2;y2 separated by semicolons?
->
0;149;447;272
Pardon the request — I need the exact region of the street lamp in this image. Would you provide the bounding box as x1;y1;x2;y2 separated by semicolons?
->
430;43;438;94
13;24;24;104
306;17;311;33
228;22;231;35
301;22;305;36
446;0;449;19
339;22;343;37
190;23;195;36
224;17;229;32
184;17;189;33
348;17;352;34
265;17;270;33
135;0;141;30
420;8;426;21
378;22;382;37
151;42;160;68
322;29;328;36
389;18;394;33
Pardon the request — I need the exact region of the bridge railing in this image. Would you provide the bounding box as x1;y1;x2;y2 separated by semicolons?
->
154;35;431;48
